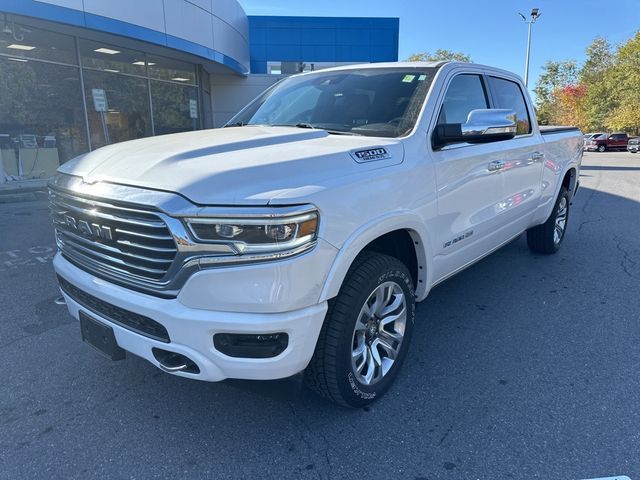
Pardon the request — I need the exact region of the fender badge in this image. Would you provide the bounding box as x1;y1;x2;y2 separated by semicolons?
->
350;147;391;163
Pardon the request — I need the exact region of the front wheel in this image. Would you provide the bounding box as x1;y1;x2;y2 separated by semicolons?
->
304;253;415;407
598;144;606;152
526;187;570;254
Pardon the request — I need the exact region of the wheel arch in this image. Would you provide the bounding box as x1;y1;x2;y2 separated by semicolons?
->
562;167;578;198
319;214;432;304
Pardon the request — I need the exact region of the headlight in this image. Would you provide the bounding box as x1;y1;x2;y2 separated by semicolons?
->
184;208;319;257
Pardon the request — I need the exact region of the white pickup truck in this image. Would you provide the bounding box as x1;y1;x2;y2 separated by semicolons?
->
50;62;583;407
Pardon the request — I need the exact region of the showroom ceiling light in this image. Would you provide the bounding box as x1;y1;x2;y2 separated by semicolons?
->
94;47;120;55
132;61;155;66
171;77;190;82
7;43;35;50
7;57;28;62
103;68;120;73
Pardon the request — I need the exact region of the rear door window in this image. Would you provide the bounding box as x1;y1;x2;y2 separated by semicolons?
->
488;76;532;135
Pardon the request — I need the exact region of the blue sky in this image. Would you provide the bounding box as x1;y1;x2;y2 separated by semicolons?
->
239;0;639;92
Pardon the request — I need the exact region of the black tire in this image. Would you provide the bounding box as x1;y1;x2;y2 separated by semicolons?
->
597;144;606;152
526;186;570;254
304;252;416;407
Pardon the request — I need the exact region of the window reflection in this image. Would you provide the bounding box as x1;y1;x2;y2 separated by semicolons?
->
83;70;152;148
148;54;197;84
151;81;199;135
79;39;147;76
0;21;77;65
0;15;204;186
0;56;86;180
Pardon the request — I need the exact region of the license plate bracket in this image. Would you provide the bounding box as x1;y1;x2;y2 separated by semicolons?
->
80;311;126;361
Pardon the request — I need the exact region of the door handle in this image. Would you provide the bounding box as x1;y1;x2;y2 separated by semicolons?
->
531;151;544;161
488;160;505;172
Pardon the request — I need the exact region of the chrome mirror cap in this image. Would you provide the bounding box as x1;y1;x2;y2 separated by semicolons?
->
461;109;517;137
432;108;518;149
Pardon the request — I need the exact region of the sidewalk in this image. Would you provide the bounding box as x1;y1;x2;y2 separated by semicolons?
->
0;179;49;203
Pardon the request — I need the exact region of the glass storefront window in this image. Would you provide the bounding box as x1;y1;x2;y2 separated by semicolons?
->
0;21;77;65
150;80;199;135
82;69;152;149
0;56;87;180
148;54;197;84
0;14;204;187
79;39;147;76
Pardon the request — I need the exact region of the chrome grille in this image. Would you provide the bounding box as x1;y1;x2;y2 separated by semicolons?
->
49;188;178;284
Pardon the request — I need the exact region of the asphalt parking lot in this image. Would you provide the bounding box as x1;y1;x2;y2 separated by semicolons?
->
1;151;639;480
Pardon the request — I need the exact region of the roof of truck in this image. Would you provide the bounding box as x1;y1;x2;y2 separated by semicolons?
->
298;61;525;84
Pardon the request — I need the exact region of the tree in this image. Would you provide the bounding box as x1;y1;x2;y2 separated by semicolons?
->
604;32;640;133
579;36;613;85
578;37;615;131
533;31;640;133
554;84;588;128
532;60;578;125
533;60;578;105
406;49;472;63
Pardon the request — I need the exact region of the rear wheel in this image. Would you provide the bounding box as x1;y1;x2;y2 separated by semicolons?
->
526;187;570;254
304;253;415;407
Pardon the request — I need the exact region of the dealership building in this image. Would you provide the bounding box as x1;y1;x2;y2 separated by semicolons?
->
0;0;399;188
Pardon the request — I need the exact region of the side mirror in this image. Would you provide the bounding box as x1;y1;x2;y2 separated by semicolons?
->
432;109;518;149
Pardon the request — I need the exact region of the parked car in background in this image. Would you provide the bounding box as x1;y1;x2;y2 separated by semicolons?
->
586;132;629;152
627;137;639;153
583;133;605;150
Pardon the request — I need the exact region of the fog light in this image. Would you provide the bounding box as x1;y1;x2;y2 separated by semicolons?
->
214;332;289;358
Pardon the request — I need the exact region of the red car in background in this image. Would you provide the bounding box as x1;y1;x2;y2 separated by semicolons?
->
586;132;629;152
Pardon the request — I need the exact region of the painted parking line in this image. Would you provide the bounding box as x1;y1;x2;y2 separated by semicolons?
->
581;476;631;480
0;245;56;271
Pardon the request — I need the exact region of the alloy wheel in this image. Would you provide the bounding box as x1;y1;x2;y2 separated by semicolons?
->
350;281;407;386
554;196;568;245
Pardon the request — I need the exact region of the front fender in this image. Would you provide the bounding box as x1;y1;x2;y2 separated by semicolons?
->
318;211;433;303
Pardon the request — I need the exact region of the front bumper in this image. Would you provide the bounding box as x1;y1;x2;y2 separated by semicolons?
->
54;254;328;381
628;146;639;152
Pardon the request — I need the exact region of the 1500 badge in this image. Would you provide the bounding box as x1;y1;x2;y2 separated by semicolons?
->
350;147;391;163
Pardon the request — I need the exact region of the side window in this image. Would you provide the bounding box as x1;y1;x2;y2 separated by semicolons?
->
488;76;532;135
437;74;489;125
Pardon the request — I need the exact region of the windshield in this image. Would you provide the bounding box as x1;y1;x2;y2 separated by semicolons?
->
228;68;437;138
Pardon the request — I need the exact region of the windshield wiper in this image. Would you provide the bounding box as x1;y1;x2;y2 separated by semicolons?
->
272;123;361;136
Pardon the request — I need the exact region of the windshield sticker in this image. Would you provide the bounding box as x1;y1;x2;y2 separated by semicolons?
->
351;147;391;163
402;75;416;83
418;74;427;81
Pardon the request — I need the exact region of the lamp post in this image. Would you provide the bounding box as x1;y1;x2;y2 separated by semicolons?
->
519;8;541;87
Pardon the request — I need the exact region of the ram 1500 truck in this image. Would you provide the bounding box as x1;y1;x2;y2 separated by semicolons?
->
50;62;583;407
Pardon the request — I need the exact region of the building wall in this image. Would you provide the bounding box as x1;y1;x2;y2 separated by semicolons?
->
0;0;250;73
248;16;399;74
210;74;283;127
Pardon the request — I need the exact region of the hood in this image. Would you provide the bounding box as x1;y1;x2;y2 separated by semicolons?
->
59;126;404;205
